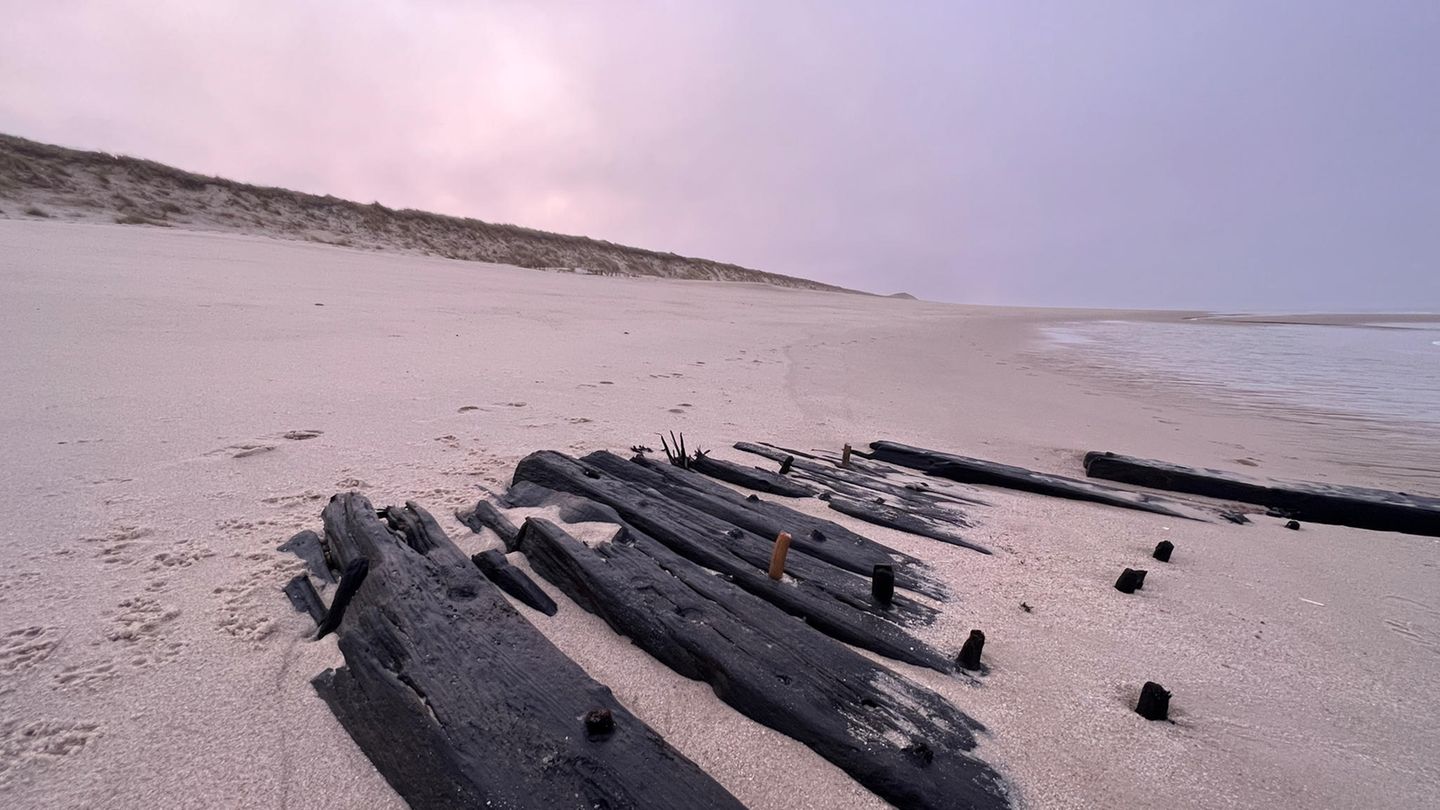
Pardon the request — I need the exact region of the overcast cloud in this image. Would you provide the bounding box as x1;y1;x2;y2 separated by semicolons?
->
2;1;1437;308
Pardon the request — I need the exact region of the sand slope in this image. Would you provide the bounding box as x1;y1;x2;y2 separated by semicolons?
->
1;219;1436;808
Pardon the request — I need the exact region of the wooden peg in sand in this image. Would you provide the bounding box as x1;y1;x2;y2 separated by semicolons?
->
1153;540;1174;562
1114;568;1147;594
1135;681;1170;721
871;564;894;606
956;629;986;671
768;532;792;580
841;444;853;467
778;455;795;475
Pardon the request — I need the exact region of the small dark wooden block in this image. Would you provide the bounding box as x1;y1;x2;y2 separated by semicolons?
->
1153;540;1174;562
1136;681;1171;721
872;564;895;606
1115;568;1146;594
957;629;986;671
585;708;615;739
1286;520;1301;530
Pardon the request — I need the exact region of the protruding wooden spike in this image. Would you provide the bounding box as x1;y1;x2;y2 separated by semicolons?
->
316;557;370;639
768;531;792;581
585;708;615;738
1153;540;1174;562
778;455;794;475
841;444;853;468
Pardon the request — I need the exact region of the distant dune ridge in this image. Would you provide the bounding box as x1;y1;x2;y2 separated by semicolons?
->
0;132;853;292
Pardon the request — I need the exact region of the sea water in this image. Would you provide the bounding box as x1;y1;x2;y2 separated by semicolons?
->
1039;318;1440;485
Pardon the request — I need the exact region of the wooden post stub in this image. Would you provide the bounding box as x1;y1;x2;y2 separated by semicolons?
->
584;708;615;738
1285;520;1301;530
841;444;853;467
768;532;792;581
1114;568;1146;594
871;564;895;606
956;629;985;671
1135;681;1170;721
779;455;794;475
1153;540;1174;562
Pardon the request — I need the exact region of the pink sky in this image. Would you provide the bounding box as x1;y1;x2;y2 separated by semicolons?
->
3;1;1437;308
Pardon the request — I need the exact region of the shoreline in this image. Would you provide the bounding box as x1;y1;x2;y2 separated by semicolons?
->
2;219;1437;808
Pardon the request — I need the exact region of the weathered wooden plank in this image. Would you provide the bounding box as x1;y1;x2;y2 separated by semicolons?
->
515;516;1010;810
514;451;936;621
501;469;955;673
592;452;950;601
868;441;1194;518
736;441;988;509
688;452;819;497
825;494;992;555
1083;451;1440;537
309;493;746;810
471;548;558;616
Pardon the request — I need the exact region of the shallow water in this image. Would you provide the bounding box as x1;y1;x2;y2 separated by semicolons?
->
1038;318;1440;487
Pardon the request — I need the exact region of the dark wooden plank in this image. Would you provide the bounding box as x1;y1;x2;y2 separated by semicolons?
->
868;441;1195;519
515;516;1010;810
592;452;950;601
502;464;955;673
825;494;992;555
282;574;327;625
513;450;938;625
736;441;988;509
471;548;558;616
687;452;819;497
1084;450;1440;537
309;492;746;810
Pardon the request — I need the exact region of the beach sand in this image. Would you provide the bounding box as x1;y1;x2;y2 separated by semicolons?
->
1;219;1436;808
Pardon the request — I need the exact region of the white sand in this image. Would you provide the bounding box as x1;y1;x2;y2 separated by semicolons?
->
1;219;1436;808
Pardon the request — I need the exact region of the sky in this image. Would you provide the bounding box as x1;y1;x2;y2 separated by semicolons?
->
2;1;1437;309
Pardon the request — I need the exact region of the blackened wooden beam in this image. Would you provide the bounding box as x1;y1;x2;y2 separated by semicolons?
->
604;452;949;601
499;472;954;674
1135;681;1171;721
1084;451;1440;537
689;452;818;497
310;493;745;810
736;441;988;509
515;516;1010;810
869;441;1193;518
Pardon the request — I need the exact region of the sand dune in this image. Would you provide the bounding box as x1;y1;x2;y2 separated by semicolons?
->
0;133;852;293
1;219;1436;808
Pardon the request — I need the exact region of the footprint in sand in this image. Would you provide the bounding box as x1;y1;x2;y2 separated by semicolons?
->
0;626;61;675
0;719;101;789
53;661;118;691
80;525;154;567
